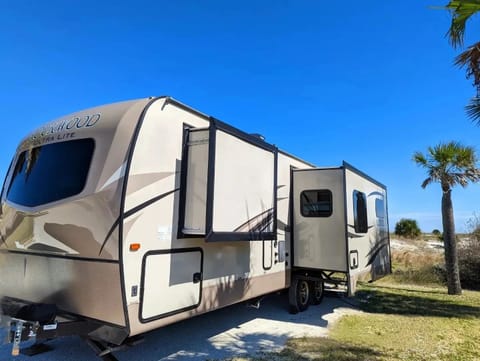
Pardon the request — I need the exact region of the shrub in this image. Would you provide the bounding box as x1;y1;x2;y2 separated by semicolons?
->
458;214;480;290
390;250;445;285
432;229;441;236
458;240;480;290
394;218;421;239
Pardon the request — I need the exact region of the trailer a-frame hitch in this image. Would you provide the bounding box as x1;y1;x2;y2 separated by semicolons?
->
4;315;141;360
5;315;100;356
1;298;145;360
1;300;135;360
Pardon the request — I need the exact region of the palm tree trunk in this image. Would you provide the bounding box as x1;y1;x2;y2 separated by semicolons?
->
441;189;462;295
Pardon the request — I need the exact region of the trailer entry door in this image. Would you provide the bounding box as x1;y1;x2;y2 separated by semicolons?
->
140;248;203;322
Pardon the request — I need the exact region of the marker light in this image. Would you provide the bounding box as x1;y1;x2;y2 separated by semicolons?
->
130;243;141;252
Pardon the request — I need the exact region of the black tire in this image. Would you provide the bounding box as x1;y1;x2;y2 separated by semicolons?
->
288;277;310;314
309;280;324;305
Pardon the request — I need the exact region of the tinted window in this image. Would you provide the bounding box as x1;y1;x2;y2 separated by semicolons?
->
7;139;95;207
353;190;368;233
301;190;332;217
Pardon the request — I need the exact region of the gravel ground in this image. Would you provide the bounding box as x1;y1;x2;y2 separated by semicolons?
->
0;292;359;361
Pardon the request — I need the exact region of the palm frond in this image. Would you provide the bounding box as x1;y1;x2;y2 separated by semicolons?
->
454;42;480;88
413;141;480;189
465;167;480;181
421;177;433;189
445;0;480;48
431;142;459;165
452;173;470;187
465;96;480;123
412;151;428;167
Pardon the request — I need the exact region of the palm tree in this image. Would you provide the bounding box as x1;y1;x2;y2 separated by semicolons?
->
444;1;480;122
413;141;480;294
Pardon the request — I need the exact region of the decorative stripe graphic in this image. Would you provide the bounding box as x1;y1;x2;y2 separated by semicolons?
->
368;191;384;198
348;232;364;239
366;236;390;266
99;188;179;255
99;163;127;191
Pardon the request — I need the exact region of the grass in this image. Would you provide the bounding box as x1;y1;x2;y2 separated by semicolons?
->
222;246;480;361
332;283;480;361
226;284;480;361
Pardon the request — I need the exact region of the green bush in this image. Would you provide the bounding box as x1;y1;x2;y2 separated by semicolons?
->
394;218;421;239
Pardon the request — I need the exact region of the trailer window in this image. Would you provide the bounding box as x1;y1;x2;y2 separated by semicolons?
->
7;138;95;207
300;190;332;217
375;198;385;219
353;190;368;233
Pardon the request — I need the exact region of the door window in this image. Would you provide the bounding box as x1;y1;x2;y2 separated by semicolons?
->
300;190;332;217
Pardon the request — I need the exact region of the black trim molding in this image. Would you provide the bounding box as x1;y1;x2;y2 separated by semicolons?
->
177;124;193;239
1;249;119;264
119;96;164;333
262;240;273;270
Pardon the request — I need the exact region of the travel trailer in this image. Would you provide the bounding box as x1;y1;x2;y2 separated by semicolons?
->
0;97;391;358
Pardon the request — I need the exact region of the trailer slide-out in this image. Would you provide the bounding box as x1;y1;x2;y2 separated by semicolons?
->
0;97;391;358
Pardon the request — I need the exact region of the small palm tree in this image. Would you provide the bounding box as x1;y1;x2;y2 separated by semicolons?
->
413;141;480;294
395;218;421;239
444;1;480;122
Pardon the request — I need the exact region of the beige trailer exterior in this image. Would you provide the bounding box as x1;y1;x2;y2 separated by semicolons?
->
0;96;390;357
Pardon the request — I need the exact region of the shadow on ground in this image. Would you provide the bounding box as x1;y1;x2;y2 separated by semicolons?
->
239;338;384;361
356;285;480;318
117;292;347;360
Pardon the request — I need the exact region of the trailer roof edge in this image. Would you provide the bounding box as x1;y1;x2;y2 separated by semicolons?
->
342;161;387;190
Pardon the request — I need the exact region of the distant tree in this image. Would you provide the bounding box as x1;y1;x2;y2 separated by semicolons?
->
413;141;480;294
395;218;421;238
432;229;442;235
442;1;480;122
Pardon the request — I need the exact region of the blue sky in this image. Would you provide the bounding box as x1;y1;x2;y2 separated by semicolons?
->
1;1;480;233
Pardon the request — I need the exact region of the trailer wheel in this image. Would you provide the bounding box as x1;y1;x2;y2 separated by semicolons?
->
309;280;324;305
288;277;310;314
